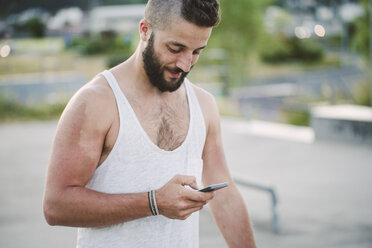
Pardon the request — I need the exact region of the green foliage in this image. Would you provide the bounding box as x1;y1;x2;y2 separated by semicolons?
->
106;54;131;68
210;0;272;87
325;34;341;48
353;80;371;106
259;34;291;63
350;0;370;59
291;38;324;62
101;0;147;5
69;33;132;55
73;38;107;54
0;94;66;122
214;0;269;56
260;35;324;63
25;18;46;38
282;109;310;126
11;17;46;38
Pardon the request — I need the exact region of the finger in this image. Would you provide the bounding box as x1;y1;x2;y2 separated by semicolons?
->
184;190;214;202
187;181;199;190
205;191;216;201
174;175;198;188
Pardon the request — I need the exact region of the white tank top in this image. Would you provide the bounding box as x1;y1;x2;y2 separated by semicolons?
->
76;70;207;248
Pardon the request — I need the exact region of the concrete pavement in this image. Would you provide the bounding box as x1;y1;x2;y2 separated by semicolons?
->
1;119;371;247
221;118;372;248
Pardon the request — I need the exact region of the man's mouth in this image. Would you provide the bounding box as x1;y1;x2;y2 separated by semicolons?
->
166;68;183;78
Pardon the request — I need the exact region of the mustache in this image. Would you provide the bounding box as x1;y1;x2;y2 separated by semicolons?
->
165;65;195;74
165;67;184;74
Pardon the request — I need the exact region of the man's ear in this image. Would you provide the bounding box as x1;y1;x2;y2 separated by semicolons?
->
139;19;151;41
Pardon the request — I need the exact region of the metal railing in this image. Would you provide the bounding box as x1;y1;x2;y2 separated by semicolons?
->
233;176;279;233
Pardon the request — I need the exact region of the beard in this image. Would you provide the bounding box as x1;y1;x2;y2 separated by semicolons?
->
142;33;190;92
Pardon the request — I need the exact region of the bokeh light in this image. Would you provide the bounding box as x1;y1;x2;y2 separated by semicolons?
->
294;26;311;39
0;44;11;58
314;24;326;37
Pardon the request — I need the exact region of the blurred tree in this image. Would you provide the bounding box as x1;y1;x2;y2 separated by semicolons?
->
210;0;271;93
0;0;147;17
349;0;372;106
315;0;334;5
273;0;286;7
10;17;45;38
350;0;370;60
260;36;324;63
26;18;45;38
101;0;147;5
69;32;132;55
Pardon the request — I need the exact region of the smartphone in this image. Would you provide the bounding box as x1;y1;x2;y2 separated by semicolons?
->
198;182;229;192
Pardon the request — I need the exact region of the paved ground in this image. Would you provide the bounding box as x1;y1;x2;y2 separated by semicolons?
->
1;119;371;248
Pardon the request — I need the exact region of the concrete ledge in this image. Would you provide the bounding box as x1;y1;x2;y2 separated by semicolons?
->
311;104;372;145
222;118;314;143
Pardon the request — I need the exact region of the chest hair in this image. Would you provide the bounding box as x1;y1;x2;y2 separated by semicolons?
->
132;96;190;151
154;103;189;150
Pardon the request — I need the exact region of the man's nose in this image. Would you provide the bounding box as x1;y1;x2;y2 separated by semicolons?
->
176;53;193;73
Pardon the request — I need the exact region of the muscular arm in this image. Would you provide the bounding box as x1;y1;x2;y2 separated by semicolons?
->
196;87;256;247
43;79;151;227
43;78;214;228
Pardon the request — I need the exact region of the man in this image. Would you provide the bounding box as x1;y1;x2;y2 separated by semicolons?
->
43;0;256;247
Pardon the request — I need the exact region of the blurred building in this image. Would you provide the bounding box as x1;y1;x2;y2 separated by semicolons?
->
2;4;146;38
47;7;85;35
88;4;146;34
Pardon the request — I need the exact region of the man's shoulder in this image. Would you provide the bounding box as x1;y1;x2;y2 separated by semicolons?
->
72;74;115;109
80;74;113;98
61;74;117;127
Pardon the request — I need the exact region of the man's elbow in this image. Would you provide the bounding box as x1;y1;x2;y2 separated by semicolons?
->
43;197;62;226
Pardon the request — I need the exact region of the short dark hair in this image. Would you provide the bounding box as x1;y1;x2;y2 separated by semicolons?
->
144;0;220;30
181;0;220;27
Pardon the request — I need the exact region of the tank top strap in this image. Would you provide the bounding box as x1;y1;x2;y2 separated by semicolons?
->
184;78;204;123
184;78;207;158
184;79;197;110
99;70;125;103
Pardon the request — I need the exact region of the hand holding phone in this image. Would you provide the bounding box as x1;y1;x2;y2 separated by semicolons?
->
198;182;229;192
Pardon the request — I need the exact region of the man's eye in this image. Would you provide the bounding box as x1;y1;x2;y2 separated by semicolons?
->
193;51;201;55
168;47;180;53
